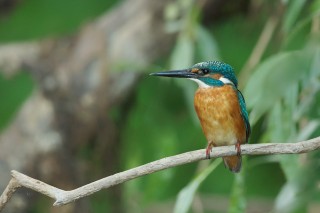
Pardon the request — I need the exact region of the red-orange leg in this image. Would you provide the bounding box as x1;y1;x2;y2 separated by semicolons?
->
206;142;215;159
235;141;241;156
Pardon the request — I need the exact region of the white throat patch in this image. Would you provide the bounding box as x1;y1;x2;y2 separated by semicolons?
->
190;78;210;88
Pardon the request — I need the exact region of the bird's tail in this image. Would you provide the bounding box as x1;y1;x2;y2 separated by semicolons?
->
223;155;242;173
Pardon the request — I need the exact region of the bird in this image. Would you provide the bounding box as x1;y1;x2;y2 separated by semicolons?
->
150;61;251;173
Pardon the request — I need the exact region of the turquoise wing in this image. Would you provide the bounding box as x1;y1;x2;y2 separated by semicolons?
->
237;90;251;142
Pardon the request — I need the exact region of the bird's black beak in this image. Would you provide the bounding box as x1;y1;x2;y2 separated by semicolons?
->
149;69;197;79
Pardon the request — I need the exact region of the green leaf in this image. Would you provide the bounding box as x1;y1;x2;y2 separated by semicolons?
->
273;160;318;213
244;50;313;125
311;0;320;13
228;157;247;213
283;0;307;33
297;120;320;141
268;101;285;141
195;25;220;61
295;48;320;119
169;33;199;123
283;10;320;50
173;159;222;213
170;33;194;69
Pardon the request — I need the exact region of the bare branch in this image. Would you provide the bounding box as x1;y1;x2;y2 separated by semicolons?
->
0;178;21;211
1;137;320;211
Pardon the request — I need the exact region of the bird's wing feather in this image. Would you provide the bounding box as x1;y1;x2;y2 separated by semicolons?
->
236;89;251;142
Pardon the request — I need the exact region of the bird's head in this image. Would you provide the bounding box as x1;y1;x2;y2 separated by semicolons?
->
150;61;238;88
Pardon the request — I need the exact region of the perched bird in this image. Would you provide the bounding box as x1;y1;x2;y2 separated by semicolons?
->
150;61;250;173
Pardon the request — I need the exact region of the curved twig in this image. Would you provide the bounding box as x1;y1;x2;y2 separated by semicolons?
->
1;136;320;211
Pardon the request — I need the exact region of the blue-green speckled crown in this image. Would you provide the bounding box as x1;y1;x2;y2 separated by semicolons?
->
192;61;238;87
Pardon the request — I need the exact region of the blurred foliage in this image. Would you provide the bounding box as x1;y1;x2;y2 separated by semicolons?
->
0;72;33;130
0;0;116;42
0;0;118;131
1;0;320;213
174;159;222;213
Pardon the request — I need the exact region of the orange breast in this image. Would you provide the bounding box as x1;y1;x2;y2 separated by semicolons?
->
194;85;246;146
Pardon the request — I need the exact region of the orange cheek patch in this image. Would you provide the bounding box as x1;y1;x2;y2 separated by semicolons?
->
191;68;199;73
211;73;222;79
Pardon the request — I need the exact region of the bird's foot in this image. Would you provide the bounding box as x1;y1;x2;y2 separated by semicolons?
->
206;142;215;159
235;142;241;157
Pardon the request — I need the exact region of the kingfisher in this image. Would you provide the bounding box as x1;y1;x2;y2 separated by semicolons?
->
150;61;251;173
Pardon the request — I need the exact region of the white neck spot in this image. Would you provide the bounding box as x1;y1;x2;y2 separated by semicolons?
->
189;78;210;88
219;77;234;85
189;77;234;88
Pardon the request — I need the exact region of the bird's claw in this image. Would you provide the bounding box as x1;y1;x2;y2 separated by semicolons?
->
206;142;214;159
235;142;241;157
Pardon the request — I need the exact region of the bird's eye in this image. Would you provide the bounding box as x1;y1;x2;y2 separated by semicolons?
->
202;69;209;74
